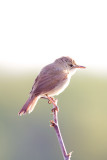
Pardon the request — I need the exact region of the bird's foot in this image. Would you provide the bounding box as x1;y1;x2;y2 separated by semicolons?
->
48;97;56;104
45;94;59;112
41;96;56;104
46;95;56;104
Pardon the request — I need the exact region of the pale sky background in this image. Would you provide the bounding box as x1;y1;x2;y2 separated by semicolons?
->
0;0;107;74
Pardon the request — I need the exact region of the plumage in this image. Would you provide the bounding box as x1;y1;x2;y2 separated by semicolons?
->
19;56;85;116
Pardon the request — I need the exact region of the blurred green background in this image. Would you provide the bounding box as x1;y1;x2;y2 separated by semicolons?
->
0;69;107;160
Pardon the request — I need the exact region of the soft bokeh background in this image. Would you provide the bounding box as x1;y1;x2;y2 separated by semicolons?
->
0;0;107;160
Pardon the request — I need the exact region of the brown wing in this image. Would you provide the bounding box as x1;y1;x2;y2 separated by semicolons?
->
30;64;67;97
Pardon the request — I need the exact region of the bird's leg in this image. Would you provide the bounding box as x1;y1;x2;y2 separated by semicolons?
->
45;94;59;112
41;96;55;103
49;97;56;104
41;96;49;100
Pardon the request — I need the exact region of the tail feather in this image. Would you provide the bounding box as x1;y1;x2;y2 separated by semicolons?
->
18;96;39;116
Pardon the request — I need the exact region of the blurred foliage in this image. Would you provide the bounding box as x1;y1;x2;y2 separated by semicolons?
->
0;70;107;160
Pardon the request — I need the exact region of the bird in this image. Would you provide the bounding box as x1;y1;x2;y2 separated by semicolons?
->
18;56;85;116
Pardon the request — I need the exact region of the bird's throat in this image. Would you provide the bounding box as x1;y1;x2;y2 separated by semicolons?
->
69;68;77;77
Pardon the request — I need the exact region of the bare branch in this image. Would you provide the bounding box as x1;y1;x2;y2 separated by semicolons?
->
48;98;72;160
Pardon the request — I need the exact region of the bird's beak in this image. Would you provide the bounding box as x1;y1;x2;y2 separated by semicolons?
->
72;65;86;69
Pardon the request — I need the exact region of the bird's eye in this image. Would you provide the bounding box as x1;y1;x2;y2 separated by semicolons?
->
70;64;73;67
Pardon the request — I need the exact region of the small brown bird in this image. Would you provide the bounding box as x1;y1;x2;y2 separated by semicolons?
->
19;56;85;116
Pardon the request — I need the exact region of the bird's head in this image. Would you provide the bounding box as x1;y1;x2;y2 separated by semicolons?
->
55;56;85;69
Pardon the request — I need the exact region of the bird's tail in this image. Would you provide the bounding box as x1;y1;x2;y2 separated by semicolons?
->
18;96;39;116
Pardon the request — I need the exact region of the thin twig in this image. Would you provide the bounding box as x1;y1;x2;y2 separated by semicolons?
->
50;99;72;160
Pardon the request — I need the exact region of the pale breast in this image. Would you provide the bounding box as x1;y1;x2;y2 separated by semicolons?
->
46;74;71;96
46;68;77;96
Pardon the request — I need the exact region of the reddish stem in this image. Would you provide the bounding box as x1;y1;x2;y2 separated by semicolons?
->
50;99;72;160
